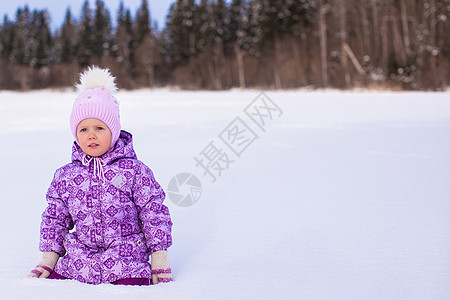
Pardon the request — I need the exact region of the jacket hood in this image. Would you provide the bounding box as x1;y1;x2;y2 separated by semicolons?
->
72;130;137;165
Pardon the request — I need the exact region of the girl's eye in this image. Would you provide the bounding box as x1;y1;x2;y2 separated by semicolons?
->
97;127;104;130
79;128;86;132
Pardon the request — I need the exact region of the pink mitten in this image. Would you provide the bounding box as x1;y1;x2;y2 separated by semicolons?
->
29;251;59;278
151;250;173;284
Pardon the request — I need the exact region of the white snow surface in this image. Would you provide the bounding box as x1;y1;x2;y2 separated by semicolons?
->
0;89;449;299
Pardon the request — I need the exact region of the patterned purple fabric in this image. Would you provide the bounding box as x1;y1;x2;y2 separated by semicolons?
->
39;131;173;285
48;271;151;285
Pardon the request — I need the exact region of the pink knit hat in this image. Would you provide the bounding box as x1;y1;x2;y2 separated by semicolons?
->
70;66;121;148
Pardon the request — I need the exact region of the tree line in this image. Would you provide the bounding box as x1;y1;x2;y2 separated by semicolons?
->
0;0;448;91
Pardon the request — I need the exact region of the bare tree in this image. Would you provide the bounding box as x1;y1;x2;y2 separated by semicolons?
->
273;37;282;89
370;0;381;64
318;0;328;87
391;3;407;66
429;0;437;69
381;0;389;78
360;0;371;55
399;0;411;56
134;34;158;87
235;43;246;88
339;0;350;87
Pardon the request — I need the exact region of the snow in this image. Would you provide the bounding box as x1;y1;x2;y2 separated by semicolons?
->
0;89;449;299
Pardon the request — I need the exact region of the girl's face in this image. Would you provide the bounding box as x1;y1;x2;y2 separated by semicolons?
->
76;118;112;157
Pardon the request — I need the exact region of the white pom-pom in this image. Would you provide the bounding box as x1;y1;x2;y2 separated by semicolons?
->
76;66;118;94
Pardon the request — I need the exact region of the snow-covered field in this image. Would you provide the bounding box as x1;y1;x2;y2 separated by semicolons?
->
0;89;449;299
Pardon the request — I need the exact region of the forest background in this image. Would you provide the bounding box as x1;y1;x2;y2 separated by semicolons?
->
0;0;448;91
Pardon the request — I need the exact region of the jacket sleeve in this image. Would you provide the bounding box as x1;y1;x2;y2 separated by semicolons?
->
39;168;74;256
133;162;173;253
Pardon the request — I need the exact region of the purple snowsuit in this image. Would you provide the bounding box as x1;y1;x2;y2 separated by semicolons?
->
39;131;173;284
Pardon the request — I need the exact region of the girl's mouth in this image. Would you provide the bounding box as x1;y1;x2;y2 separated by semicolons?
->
88;143;99;148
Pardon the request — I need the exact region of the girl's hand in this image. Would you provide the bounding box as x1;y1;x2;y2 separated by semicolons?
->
151;250;173;284
29;251;59;278
29;264;53;278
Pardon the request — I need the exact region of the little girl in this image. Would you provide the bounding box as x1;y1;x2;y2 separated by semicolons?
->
29;66;173;285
